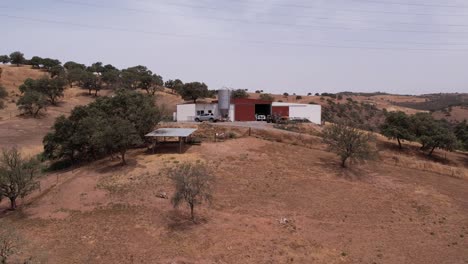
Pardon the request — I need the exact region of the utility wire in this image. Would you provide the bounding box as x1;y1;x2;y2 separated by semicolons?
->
2;14;468;52
351;0;468;8
57;0;468;18
4;6;468;46
46;1;468;34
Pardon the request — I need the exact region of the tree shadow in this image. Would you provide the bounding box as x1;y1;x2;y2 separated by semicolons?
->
94;158;145;174
144;142;193;155
166;210;207;231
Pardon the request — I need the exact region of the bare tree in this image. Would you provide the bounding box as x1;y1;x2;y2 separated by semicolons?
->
0;228;19;264
322;122;375;168
168;163;214;222
0;148;41;210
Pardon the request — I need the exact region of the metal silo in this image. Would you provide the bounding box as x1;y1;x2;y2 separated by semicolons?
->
218;89;231;118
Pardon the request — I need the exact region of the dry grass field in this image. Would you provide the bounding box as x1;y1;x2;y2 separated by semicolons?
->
0;66;467;263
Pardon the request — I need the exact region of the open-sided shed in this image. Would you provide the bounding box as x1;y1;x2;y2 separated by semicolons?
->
145;128;197;153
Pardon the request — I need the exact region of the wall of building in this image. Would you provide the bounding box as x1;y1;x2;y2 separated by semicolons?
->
272;102;322;124
176;103;235;122
176;104;196;121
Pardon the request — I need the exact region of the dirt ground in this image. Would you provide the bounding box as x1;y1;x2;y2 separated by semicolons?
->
0;134;466;264
1;65;467;263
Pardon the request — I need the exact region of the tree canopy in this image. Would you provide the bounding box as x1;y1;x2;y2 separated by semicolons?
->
322;122;375;167
178;82;210;103
43;89;163;164
19;77;67;106
9;51;25;66
380;111;413;149
0;147;41;210
231;89;249;99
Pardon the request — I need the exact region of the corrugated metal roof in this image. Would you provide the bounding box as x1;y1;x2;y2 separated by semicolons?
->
145;128;197;137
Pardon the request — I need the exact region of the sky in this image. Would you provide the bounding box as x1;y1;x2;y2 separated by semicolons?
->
1;0;468;95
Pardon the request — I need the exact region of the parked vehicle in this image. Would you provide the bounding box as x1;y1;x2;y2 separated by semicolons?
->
195;113;219;122
256;114;267;121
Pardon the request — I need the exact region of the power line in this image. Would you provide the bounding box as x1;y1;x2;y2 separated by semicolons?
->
2;14;468;52
4;6;468;46
57;0;468;18
156;0;468;17
352;0;468;8
46;1;468;34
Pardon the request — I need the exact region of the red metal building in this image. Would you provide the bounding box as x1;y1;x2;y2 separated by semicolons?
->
231;98;273;121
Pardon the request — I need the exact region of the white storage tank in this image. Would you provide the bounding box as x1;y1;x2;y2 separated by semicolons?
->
218;89;231;118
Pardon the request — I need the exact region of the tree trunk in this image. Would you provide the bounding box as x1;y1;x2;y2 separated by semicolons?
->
121;150;126;165
88;89;92;95
94;89;98;96
341;157;347;168
397;138;402;149
428;146;436;156
10;197;17;210
190;203;195;222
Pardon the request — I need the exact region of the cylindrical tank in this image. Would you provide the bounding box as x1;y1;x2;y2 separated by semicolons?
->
218;89;231;118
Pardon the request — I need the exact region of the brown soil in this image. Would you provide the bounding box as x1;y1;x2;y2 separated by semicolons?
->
0;132;466;263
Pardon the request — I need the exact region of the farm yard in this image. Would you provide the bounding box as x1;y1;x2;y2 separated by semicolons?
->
0;61;467;264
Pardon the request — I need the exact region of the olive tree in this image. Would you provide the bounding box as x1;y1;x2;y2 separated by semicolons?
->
9;52;25;66
0;147;41;210
168;162;214;222
16;90;48;117
322;122;375;167
178;82;209;103
231;89;249;99
0;55;10;64
380;111;413;149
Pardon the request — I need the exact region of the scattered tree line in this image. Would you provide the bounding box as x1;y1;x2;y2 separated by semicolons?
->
3;51;216;114
381;111;466;156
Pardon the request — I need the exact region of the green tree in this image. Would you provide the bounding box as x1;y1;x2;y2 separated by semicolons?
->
9;51;25;66
44;90;163;163
454;120;468;150
19;77;66;106
0;55;10;64
121;65;152;90
87;62;105;73
165;79;184;94
16;90;48;117
79;71;101;96
49;65;66;78
29;56;44;69
259;93;274;101
41;58;61;71
66;67;85;87
101;69;121;89
411;113;458;156
380;111;413;149
178;82;209;103
168;162;214;222
64;61;86;71
231;89;249;99
0;147;41;210
100;117;143;164
140;74;163;95
283;92;289;97
322;122;375;167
